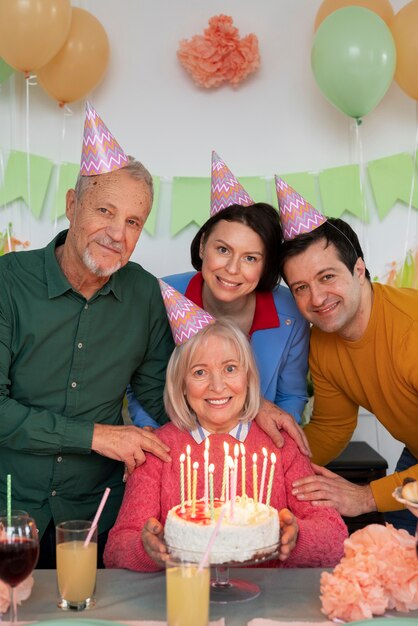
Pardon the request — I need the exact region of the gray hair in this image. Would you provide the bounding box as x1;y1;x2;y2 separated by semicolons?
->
164;318;261;432
74;156;154;202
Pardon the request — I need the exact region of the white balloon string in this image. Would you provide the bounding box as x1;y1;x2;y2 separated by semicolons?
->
400;101;418;285
352;117;369;266
25;76;32;242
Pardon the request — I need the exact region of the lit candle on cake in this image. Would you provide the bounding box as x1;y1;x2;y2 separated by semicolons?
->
252;453;258;506
204;438;210;512
179;453;185;513
228;456;235;518
191;461;199;518
266;453;276;507
221;442;229;501
240;442;246;498
186;444;192;504
209;463;215;520
233;444;239;503
259;447;268;504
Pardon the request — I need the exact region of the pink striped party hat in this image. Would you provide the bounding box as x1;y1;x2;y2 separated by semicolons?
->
210;151;254;216
80;102;129;176
275;176;327;240
159;279;215;346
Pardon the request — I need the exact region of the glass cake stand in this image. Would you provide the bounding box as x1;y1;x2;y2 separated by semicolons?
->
167;542;280;604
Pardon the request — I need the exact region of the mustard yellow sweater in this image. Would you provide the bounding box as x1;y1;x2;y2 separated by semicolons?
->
305;283;418;512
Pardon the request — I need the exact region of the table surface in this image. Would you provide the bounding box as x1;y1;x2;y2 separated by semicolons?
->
17;568;418;625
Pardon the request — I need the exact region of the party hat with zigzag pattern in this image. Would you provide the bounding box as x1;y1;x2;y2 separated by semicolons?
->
159;279;215;346
80;102;129;176
210;151;254;216
275;176;327;240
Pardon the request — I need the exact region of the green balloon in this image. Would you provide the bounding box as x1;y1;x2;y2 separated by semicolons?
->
0;57;14;84
311;6;396;120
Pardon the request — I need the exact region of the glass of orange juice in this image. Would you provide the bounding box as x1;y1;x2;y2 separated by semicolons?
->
166;557;210;626
56;520;97;611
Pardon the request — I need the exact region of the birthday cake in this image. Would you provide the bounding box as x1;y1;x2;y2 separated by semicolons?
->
165;496;280;565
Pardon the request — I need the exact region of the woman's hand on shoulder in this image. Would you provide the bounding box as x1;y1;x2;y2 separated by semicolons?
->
142;517;169;567
278;508;298;561
255;399;311;456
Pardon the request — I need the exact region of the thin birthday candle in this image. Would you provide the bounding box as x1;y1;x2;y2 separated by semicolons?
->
252;453;258;507
6;474;11;526
179;453;186;513
209;463;215;520
266;453;277;507
228;457;235;519
191;461;199;518
233;443;239;502
204;438;209;512
186;444;192;504
240;442;246;497
221;442;229;501
259;447;268;504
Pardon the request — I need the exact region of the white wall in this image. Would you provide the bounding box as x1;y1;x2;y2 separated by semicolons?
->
0;0;414;470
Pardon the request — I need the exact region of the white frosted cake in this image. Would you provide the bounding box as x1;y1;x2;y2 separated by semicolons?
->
165;496;280;565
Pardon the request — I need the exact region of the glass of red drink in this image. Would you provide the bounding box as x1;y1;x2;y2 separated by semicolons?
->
0;514;39;622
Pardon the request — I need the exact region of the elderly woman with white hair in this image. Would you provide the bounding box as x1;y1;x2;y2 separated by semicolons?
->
104;319;347;571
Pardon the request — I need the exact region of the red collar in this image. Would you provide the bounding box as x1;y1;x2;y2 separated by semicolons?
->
185;272;279;335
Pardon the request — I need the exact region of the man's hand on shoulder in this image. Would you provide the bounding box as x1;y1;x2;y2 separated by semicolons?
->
92;424;171;475
255;399;311;457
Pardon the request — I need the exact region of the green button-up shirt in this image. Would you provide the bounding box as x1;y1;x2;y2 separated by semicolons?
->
0;231;174;536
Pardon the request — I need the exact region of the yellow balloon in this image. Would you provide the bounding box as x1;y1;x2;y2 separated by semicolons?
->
314;0;395;31
0;0;72;75
37;8;110;106
391;0;418;100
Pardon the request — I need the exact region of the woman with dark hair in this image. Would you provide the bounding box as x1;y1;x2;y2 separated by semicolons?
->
129;153;310;431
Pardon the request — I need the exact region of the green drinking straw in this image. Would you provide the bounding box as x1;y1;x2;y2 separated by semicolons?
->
6;474;11;525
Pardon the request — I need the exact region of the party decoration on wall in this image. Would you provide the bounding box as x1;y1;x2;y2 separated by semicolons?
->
314;0;395;31
177;15;260;89
0;58;15;85
319;164;366;220
0;151;53;219
0;0;71;77
390;0;418;101
367;153;418;219
380;249;418;289
211;151;253;215
80;102;129;176
37;8;110;106
311;7;396;120
0;223;29;256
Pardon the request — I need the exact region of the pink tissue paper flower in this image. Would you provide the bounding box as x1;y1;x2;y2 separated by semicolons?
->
320;524;418;622
0;576;34;615
177;15;260;89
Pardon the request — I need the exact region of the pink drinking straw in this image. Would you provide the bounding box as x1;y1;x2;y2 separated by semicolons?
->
198;506;227;572
84;487;111;547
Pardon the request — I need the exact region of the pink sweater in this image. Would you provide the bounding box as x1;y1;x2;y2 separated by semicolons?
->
104;422;348;571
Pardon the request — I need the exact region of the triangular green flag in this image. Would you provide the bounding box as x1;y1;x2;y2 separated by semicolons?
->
171;177;210;236
0;150;53;219
144;176;160;236
239;177;268;203
319;165;367;222
367;153;418;220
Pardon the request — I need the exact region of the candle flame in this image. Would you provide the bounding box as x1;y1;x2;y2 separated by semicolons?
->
193;461;199;469
204;449;209;460
240;442;245;456
223;441;229;454
180;453;185;462
271;453;277;464
186;444;191;455
234;443;239;457
209;463;215;473
227;456;234;469
205;437;210;450
262;447;268;457
252;452;257;463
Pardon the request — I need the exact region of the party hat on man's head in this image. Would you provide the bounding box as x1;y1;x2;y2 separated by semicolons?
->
159;279;215;346
80;102;129;176
210;151;254;216
275;176;327;241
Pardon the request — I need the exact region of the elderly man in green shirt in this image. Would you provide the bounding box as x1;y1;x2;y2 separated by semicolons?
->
0;105;174;567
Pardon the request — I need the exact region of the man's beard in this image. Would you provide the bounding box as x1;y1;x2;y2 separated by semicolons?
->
83;237;123;277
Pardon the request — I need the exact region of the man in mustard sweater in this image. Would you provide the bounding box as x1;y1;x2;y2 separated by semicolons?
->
273;178;418;535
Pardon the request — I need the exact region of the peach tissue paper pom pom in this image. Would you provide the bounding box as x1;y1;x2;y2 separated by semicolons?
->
0;575;34;615
177;15;260;89
320;524;418;622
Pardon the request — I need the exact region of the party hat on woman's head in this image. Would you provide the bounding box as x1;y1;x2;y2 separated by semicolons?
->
159;279;215;346
80;101;129;176
210;151;254;216
275;176;327;241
